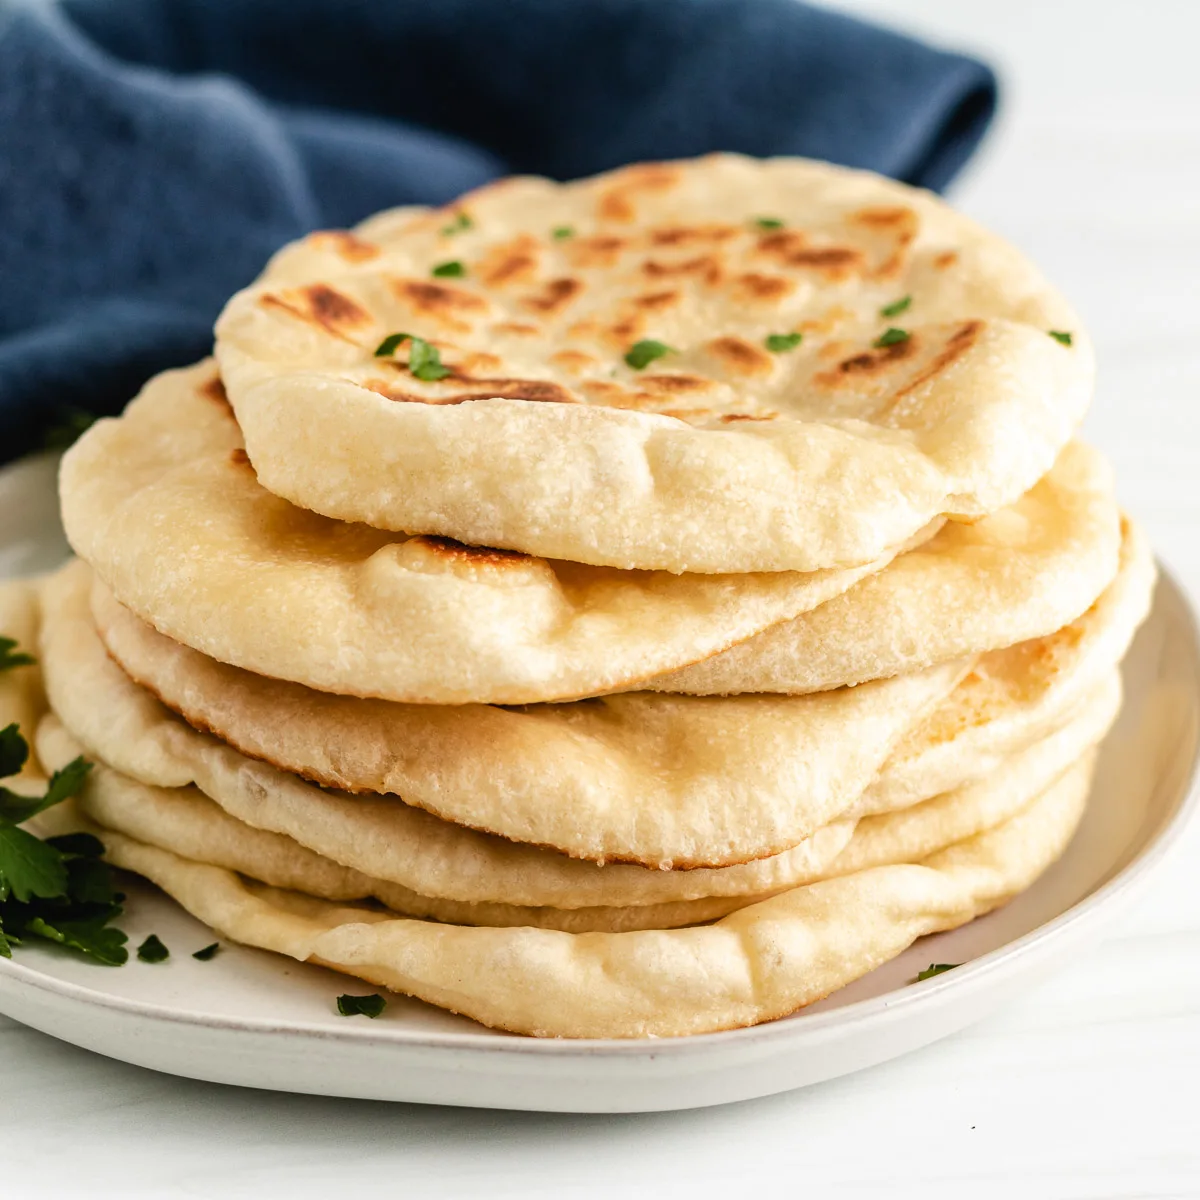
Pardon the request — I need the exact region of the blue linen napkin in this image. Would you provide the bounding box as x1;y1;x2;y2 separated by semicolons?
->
0;0;996;462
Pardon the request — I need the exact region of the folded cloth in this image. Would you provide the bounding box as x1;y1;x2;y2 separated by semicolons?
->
0;0;997;462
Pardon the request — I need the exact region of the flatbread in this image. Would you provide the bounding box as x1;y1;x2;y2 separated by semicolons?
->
75;515;1149;866
46;559;961;867
42;756;1093;1037
36;683;1111;933
39;564;1123;903
59;361;1116;705
214;154;1092;574
646;442;1121;694
59;362;920;705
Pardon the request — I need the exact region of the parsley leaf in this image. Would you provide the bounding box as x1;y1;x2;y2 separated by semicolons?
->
1049;330;1073;346
375;333;452;382
374;332;411;357
873;327;910;349
440;211;472;236
432;260;466;278
915;962;960;982
337;993;387;1018
0;723;29;777
193;942;221;961
0;825;69;903
0;754;92;826
0;637;35;673
753;217;785;231
137;934;169;963
552;226;575;240
407;338;452;382
26;913;129;966
765;332;803;353
880;295;912;318
624;340;674;370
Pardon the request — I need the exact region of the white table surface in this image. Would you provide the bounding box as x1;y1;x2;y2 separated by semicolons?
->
5;2;1200;1196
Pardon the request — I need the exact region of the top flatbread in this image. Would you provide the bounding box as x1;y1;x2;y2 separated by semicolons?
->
59;363;1115;706
216;154;1092;573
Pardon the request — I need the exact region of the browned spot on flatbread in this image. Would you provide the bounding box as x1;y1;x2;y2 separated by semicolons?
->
638;373;716;395
521;277;583;315
302;284;371;330
596;164;681;223
729;272;795;303
934;250;959;269
632;289;682;312
567;236;627;269
550;350;600;374
605;314;646;347
477;235;541;287
411;535;530;566
890;321;983;401
309;230;381;262
198;375;232;415
756;231;809;256
649;224;740;246
260;284;371;342
705;336;774;378
800;306;853;336
787;247;866;277
851;206;914;230
720;412;779;423
229;448;252;467
821;334;920;382
392;279;490;332
364;375;575;406
642;254;722;280
491;321;540;336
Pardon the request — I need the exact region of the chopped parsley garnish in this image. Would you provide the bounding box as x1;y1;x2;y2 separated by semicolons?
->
552;226;575;240
873;327;910;349
624;340;674;370
192;942;221;961
374;332;409;358
0;637;35;672
432;260;466;278
440;211;472;236
1049;330;1073;346
915;962;960;982
137;934;169;963
880;295;912;318
373;332;453;382
337;993;387;1018
765;332;803;353
0;718;125;966
752;217;785;231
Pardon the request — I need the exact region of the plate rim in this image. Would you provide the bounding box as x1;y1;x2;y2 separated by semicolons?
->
2;567;1198;1063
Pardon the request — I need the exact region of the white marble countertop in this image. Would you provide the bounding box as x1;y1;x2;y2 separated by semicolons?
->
4;2;1199;1195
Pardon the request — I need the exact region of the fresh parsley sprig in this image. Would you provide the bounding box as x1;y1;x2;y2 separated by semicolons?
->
0;637;36;672
0;697;127;965
373;332;453;382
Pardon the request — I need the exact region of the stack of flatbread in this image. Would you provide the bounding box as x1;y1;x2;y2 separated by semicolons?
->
20;155;1155;1037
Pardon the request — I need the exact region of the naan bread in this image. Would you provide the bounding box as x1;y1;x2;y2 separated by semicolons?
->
45;560;961;867
58;362;919;705
647;442;1121;694
59;363;1115;706
36;698;1102;935
74;516;1149;866
40;757;1093;1037
215;154;1092;573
